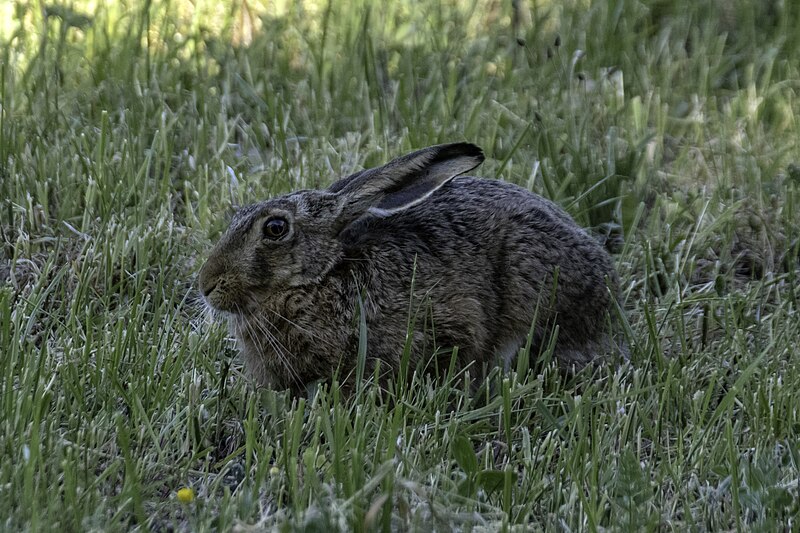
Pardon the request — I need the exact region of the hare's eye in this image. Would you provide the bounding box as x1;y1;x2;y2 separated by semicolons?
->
262;217;289;240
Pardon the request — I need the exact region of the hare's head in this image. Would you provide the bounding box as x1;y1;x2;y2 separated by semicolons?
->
198;143;484;314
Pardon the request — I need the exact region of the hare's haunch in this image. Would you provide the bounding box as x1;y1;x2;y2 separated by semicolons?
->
199;143;622;395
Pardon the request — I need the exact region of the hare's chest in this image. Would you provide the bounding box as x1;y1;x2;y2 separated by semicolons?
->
230;288;358;375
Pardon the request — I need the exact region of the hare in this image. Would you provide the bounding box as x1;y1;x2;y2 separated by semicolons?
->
199;143;623;396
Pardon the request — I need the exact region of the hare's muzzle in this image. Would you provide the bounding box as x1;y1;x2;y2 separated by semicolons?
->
198;259;228;310
199;278;218;299
198;262;217;297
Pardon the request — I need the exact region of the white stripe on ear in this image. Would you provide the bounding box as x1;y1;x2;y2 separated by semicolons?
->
333;143;485;222
366;159;476;216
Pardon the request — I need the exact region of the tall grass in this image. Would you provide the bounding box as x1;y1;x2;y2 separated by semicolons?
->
1;0;799;530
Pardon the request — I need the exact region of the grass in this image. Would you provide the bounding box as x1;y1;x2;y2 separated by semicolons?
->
1;0;799;530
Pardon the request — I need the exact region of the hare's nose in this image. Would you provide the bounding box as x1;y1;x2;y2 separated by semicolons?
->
198;261;223;297
200;279;218;298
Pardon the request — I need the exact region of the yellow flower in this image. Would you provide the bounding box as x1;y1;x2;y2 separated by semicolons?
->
177;487;195;503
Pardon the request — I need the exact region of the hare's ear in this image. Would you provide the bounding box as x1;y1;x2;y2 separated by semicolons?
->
330;143;484;222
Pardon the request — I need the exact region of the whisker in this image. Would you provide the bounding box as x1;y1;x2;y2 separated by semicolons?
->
249;313;304;388
267;309;340;350
261;318;305;387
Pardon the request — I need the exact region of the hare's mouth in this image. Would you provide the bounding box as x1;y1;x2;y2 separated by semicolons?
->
203;286;247;315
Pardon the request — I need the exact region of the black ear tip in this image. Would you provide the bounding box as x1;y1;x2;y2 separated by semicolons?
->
438;142;485;162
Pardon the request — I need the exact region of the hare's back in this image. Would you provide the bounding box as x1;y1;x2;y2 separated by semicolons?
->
356;175;612;276
430;176;576;224
421;177;596;248
416;177;617;299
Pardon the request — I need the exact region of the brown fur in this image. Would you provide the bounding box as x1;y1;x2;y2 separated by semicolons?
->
199;143;623;396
